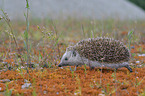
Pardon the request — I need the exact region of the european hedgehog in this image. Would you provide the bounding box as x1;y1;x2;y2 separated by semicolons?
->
58;37;132;72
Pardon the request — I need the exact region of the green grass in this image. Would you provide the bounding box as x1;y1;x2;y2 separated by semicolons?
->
0;18;145;68
24;0;30;67
1;18;144;42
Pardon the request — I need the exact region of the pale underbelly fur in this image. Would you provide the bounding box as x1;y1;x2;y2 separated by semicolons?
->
81;57;129;69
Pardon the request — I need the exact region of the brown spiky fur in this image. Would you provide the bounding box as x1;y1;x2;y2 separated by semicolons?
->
67;37;130;63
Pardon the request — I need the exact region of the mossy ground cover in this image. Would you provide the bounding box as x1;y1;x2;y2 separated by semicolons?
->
0;19;145;96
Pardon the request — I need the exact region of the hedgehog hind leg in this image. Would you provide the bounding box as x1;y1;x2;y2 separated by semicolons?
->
89;66;95;70
125;65;133;72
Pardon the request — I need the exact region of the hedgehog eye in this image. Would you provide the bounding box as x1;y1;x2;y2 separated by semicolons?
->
65;57;68;61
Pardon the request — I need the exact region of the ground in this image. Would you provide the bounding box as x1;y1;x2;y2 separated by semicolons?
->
0;19;145;96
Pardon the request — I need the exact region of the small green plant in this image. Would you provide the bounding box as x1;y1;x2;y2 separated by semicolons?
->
1;9;24;65
32;88;37;96
140;87;145;95
134;76;145;87
84;64;87;75
128;30;133;51
106;83;110;95
51;20;61;58
24;0;31;67
64;87;68;93
114;69;118;96
71;70;75;79
95;81;102;88
75;75;82;96
5;83;13;96
81;24;85;39
47;62;52;68
89;83;94;88
38;51;43;63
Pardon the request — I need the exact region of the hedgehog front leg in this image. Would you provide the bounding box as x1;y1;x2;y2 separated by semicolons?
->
88;61;95;70
69;65;78;71
74;65;78;71
89;66;95;70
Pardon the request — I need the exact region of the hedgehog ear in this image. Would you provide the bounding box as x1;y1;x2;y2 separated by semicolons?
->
66;48;69;52
72;50;76;57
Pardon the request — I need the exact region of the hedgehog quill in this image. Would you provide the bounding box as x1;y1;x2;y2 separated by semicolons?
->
58;37;132;72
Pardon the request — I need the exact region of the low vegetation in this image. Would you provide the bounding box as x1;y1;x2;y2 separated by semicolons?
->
0;2;145;95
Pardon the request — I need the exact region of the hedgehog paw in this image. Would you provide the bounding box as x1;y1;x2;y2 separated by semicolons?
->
115;68;118;71
89;66;95;70
125;65;133;72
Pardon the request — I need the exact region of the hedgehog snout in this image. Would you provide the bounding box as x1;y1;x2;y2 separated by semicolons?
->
58;62;69;67
58;63;62;67
58;64;61;67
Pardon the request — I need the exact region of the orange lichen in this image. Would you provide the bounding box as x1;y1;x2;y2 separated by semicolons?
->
0;67;145;95
0;83;6;92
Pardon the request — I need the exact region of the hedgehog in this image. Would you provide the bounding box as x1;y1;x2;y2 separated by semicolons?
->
58;37;132;72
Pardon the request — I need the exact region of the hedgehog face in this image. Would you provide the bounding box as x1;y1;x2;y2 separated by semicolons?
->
58;50;82;67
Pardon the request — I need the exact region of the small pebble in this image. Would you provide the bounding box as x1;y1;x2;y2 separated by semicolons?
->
21;83;31;89
0;79;10;83
138;54;145;57
99;94;105;96
2;62;7;64
136;61;140;64
56;92;59;95
24;79;29;83
60;67;64;69
43;91;47;94
74;93;77;95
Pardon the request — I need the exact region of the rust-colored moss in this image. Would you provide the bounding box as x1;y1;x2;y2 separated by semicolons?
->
0;66;145;95
0;83;6;92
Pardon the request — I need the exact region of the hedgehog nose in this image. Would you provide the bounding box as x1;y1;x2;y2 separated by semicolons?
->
58;63;62;67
